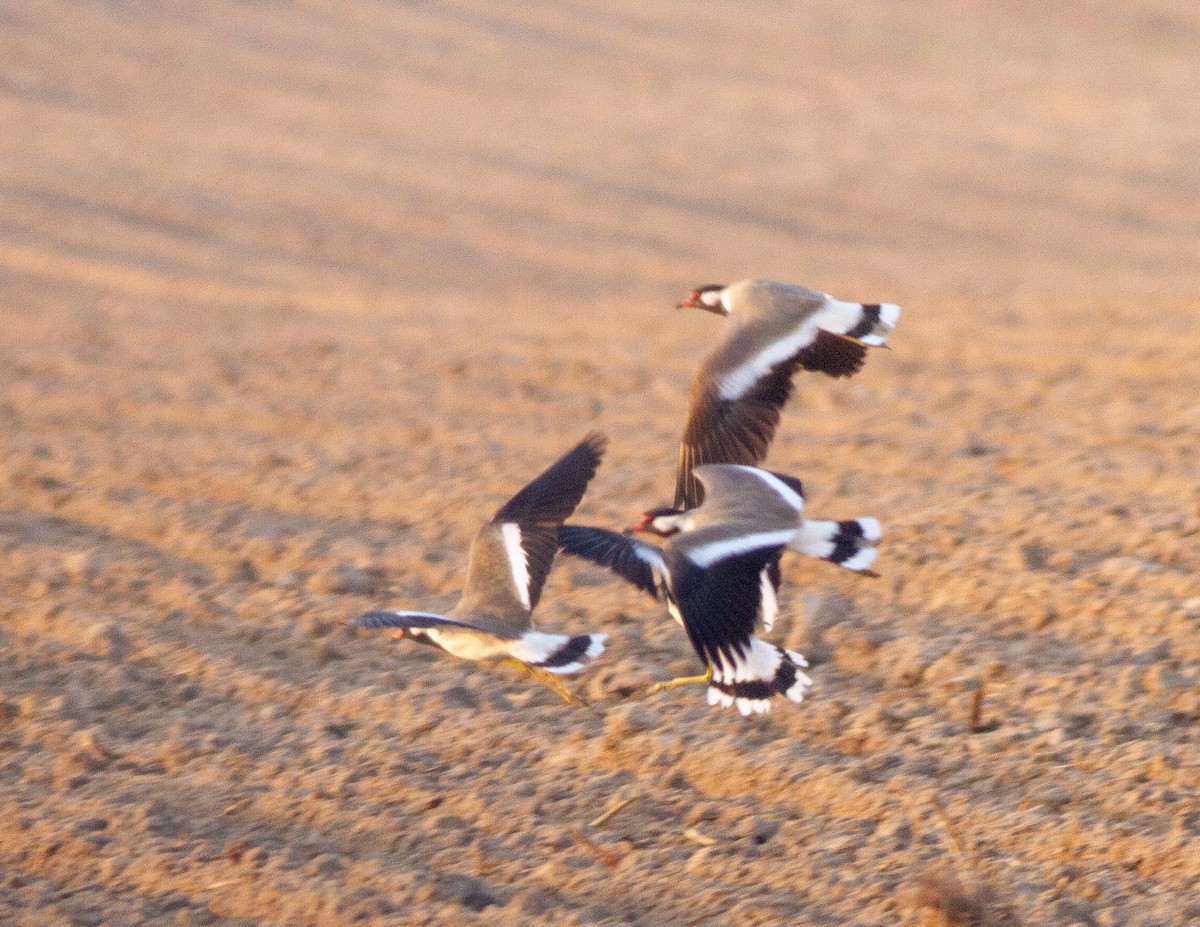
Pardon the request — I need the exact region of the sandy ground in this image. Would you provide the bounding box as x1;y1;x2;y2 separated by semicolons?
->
3;1;1200;925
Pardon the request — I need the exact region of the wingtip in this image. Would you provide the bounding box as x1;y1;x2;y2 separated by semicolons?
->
350;610;405;629
582;430;609;451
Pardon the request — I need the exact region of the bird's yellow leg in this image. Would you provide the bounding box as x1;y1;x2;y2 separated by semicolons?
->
646;665;713;695
502;658;590;707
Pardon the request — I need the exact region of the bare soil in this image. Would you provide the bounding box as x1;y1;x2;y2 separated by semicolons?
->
2;2;1199;925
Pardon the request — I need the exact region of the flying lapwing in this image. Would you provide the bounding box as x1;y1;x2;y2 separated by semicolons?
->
562;467;879;634
350;433;609;705
673;278;899;510
559;277;895;585
563;464;820;715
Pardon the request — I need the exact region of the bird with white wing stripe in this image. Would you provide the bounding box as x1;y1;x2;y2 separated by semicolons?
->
564;465;821;715
349;433;609;705
561;466;880;636
558;277;894;588
674;278;899;512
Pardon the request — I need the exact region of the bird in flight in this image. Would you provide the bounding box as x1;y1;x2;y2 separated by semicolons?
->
349;433;609;705
563;464;828;714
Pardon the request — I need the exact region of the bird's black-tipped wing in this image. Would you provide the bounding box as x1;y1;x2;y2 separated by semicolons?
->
492;432;608;528
674;361;800;510
765;470;805;501
462;432;608;620
351;610;480;631
557;524;666;599
664;530;791;671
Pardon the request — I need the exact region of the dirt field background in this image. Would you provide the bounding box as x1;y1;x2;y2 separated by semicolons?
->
2;2;1199;925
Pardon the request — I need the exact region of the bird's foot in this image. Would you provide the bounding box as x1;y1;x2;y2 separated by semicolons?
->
646;666;713;695
504;658;592;708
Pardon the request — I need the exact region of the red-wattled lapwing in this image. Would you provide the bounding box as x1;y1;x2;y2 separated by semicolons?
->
559;277;895;582
561;467;879;634
350;433;609;705
673;278;899;511
563;464;819;715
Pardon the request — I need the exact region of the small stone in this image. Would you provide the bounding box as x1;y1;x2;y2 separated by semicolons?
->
224;558;259;583
1142;664;1183;693
439;686;480;710
308;563;385;596
221;839;249;863
83;623;133;661
686;802;722;826
315;641;344;664
429;873;500;912
62;550;103;583
518;885;565;916
307;854;342;877
877;637;925;686
746;816;779;844
1020;541;1051;571
874;816;913;847
1036;784;1072;810
685;847;714;872
604;703;658;738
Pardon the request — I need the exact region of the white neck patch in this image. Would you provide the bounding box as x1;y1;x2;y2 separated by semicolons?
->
653;512;695;534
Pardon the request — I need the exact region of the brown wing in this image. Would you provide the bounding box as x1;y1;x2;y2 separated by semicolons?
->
673;362;798;510
796;329;868;378
461;432;607;623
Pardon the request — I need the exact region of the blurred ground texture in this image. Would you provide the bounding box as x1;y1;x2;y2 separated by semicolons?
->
2;1;1200;925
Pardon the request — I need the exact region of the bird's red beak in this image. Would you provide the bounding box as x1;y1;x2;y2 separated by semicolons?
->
677;289;701;309
392;629;407;640
626;513;653;534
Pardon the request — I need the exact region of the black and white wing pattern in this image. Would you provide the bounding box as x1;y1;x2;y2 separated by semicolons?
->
665;525;810;714
664;525;793;666
674;359;801;511
674;285;898;510
688;464;805;529
557;524;666;599
460;432;607;625
559;522;782;631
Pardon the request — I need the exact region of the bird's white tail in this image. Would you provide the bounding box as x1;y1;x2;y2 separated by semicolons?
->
793;517;881;572
815;299;900;347
507;632;607;675
707;638;813;715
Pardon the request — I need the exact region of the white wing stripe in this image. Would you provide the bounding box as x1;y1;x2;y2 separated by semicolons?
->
758;568;777;631
687;529;799;568
717;321;820;401
720;465;805;512
500;522;532;610
634;544;667;571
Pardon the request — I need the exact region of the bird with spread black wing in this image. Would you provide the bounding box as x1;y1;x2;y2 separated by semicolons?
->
561;279;895;591
564;464;823;714
673;278;899;511
349;433;609;705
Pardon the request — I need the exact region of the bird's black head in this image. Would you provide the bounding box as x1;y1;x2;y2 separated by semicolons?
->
628;506;688;537
677;284;727;315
